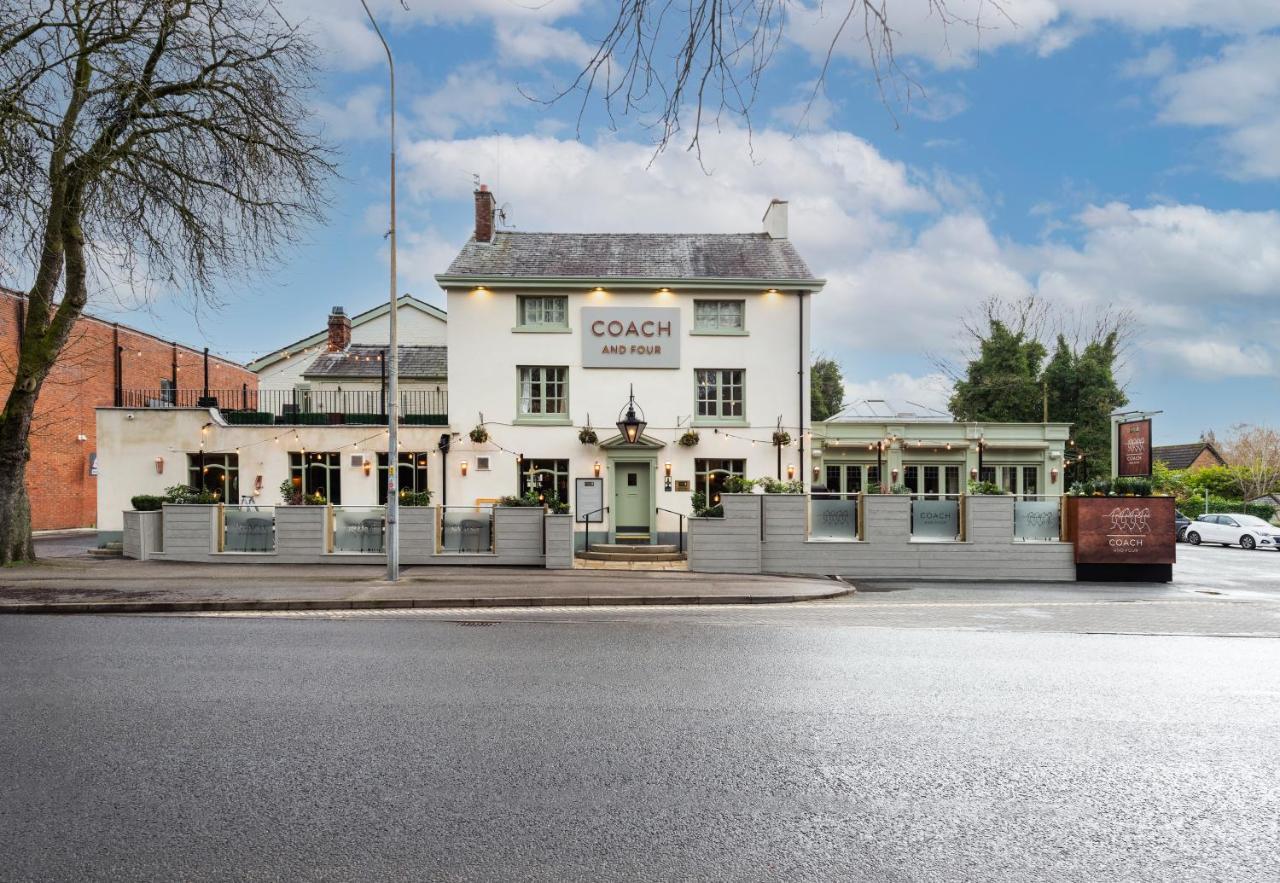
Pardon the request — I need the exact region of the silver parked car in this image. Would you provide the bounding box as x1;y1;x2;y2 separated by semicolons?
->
1185;513;1280;550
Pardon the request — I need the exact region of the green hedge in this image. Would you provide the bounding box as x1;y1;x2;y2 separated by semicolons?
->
404;414;448;426
344;413;388;425
131;495;165;511
1181;499;1278;522
276;412;331;425
222;411;274;425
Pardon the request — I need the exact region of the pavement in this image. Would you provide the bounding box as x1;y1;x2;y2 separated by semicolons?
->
0;558;850;612
1;611;1276;881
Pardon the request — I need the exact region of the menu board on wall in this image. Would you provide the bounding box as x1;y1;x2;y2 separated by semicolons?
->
1117;418;1152;477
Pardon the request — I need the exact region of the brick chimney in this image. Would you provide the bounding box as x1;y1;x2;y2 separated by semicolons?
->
474;184;495;243
762;198;788;239
326;306;351;352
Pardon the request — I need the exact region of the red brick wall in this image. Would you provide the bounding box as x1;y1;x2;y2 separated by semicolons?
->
0;290;257;531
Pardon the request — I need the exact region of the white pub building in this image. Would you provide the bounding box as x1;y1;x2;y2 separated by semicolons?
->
95;187;824;552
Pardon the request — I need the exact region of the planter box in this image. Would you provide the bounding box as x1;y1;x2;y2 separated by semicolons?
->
160;504;218;557
123;509;163;560
544;514;574;569
1064;495;1175;581
275;505;328;556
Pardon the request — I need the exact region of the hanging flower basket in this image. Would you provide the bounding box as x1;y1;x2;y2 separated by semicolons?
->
578;427;599;445
772;430;792;447
678;430;700;447
469;426;489;444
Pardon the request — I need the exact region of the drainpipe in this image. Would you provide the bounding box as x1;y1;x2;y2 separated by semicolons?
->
797;291;806;488
112;324;122;406
202;347;210;399
170;342;177;403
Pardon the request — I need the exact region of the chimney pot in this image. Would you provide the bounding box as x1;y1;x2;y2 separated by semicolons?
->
474;185;496;243
326;306;352;352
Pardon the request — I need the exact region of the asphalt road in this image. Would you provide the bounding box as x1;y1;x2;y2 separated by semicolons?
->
2;612;1278;882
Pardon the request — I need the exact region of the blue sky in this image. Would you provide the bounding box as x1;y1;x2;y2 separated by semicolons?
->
81;0;1280;444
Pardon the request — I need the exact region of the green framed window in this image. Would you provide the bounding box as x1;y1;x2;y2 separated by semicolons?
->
187;453;238;502
288;451;342;504
518;366;569;421
519;458;570;503
694;458;746;506
377;452;430;505
516;295;568;330
695;369;744;421
693;300;745;334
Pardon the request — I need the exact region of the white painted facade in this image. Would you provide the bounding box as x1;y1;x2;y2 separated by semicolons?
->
441;285;812;542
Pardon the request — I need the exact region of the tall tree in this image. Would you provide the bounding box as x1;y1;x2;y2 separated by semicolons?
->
0;1;333;563
1223;423;1280;501
1042;332;1128;480
946;320;1046;424
810;356;844;422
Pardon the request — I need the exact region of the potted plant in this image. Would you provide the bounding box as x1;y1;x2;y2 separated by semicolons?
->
772;430;792;447
398;489;433;506
678;430;700;447
578;427;598;445
966;480;1006;496
469;425;489;444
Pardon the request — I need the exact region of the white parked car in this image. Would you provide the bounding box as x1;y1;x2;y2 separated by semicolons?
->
1185;513;1280;550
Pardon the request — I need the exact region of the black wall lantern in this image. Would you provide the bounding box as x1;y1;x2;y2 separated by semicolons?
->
616;384;647;444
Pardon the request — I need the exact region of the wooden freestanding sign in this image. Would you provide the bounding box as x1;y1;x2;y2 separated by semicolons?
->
1064;496;1174;581
1116;418;1153;477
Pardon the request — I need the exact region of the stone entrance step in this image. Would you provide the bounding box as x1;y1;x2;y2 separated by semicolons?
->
576;543;686;563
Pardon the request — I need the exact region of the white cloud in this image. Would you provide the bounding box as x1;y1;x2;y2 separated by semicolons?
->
1145;338;1275;377
313;85;384;142
412;65;524;138
493;21;593;65
841;372;955;416
1151;35;1280;179
1121;43;1176;79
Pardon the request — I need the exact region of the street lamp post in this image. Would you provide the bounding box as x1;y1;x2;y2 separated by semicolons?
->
361;0;399;581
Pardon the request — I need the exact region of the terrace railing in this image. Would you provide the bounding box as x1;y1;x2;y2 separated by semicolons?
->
120;387;447;425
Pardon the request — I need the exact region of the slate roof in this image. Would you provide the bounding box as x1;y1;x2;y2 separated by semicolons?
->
303;345;447;380
439;232;819;282
1152;442;1226;470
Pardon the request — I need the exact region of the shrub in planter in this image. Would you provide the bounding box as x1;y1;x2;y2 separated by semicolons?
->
889;483;911;495
131;495;165;511
1069;477;1112;497
222;411;274;425
277;478;326;506
758;477;804;494
498;489;568;514
966;480;1006;496
678;430;700;447
398;490;433;506
771;430;792;447
164;484;218;504
469;426;489;444
344;412;388;425
723;476;757;494
403;414;448;426
1112;476;1153;497
691;492;723;518
578;427;599;445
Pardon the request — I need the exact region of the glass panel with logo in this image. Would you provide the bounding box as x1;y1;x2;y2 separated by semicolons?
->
911;498;961;540
809;496;858;541
1014;499;1060;541
518;366;568;417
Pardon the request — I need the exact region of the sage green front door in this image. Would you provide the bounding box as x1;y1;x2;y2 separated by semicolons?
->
614;462;652;536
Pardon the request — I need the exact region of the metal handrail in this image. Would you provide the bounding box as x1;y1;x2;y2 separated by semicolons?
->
655;506;686;553
580;505;609;551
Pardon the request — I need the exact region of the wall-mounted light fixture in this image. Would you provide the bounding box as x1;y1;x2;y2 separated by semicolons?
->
362;457;372;477
1050;467;1059;484
786;464;796;480
460;460;468;476
664;462;673;478
970;467;979;480
891;467;899;482
154;456;164;474
813;465;821;481
593;461;601;478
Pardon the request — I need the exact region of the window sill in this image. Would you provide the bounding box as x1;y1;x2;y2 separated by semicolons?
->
690;329;749;337
514;416;573;427
691;418;749;428
512;326;572;334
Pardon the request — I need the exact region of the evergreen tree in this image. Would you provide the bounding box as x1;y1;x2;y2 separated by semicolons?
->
810;358;845;422
947;321;1046;423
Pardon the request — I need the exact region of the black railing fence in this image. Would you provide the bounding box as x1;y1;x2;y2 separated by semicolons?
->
119;387;447;424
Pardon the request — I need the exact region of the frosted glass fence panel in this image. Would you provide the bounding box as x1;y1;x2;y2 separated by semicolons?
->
809;497;858;541
1014;499;1061;541
332;506;386;553
440;507;494;554
911;499;960;541
223;507;276;552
